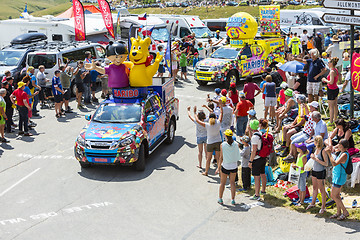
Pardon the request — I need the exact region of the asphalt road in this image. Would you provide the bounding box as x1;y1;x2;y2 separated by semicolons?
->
0;73;359;240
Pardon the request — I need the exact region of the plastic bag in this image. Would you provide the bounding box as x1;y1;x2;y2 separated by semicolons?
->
288;166;301;185
304;158;314;172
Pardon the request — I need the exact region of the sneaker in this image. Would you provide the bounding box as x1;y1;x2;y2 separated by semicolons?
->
231;199;236;205
250;195;261;201
32;112;40;117
67;106;73;111
284;155;295;162
280;148;289;157
24;132;33;136
65;109;73;113
260;191;267;195
217;198;223;205
77;105;84;109
1;138;9;143
276;145;287;151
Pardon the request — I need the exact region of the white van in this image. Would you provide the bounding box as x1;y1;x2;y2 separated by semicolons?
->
150;14;215;46
280;10;330;27
289;25;333;37
26;42;106;94
203;18;228;38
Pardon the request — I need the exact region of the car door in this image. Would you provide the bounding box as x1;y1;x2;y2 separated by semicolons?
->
145;95;166;146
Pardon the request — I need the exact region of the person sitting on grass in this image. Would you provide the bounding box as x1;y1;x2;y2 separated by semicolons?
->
187;106;207;169
325;118;355;154
292;143;308;206
218;129;240;205
273;88;297;133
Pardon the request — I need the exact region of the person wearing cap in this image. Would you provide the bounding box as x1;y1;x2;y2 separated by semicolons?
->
245;109;257;137
239;135;251;191
295;48;327;102
326;35;343;75
215;30;222;40
156;45;165;78
324;33;331;49
262;75;276;122
220;89;234;108
278;81;288;106
279;94;308;157
292;142;308;206
248;119;268;200
314;32;323;54
228;82;239;106
195;103;223;176
192;52;199;69
10;81;32;136
234;91;253;137
217;129;240;205
0;88;9;143
219;96;233;139
243;75;261;105
274;88;296;133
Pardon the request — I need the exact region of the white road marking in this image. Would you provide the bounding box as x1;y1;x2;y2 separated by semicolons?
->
0;168;40;197
16;153;75;160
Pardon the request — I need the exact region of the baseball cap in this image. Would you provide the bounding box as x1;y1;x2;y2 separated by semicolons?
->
17;81;26;88
216;30;220;33
308;101;319;109
27;66;34;73
250;119;259;130
284;88;293;97
215;88;221;94
248;109;256;116
239;91;245;98
221;89;227;96
295;142;307;152
296;94;306;103
240;135;250;143
280;82;288;89
322;52;327;57
224;129;233;136
220;96;227;103
317;32;321;35
194;52;198;55
230;82;236;88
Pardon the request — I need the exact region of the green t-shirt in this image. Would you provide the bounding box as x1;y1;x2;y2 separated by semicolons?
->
179;53;187;67
0;96;6;124
296;153;307;174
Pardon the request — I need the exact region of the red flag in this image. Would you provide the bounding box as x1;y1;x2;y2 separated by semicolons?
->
98;0;115;39
73;0;86;41
351;52;360;91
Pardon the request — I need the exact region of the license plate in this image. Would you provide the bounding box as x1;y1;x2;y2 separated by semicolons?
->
93;158;109;163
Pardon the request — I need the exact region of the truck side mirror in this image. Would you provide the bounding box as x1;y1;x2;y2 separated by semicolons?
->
147;115;156;122
85;114;91;121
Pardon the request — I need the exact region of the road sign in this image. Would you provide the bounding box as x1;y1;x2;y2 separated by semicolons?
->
322;13;360;25
322;0;360;11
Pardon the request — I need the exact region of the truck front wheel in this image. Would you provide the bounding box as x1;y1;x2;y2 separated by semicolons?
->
224;71;239;89
196;80;208;86
166;120;175;144
134;144;146;171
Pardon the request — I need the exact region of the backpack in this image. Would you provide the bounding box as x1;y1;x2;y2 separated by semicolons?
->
340;151;353;175
254;132;274;158
270;71;282;87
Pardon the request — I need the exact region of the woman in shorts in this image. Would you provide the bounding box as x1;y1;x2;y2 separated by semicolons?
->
195;105;223;176
326;139;350;220
306;135;328;214
187;106;207;169
218;129;240;205
322;57;340;126
262;75;276;122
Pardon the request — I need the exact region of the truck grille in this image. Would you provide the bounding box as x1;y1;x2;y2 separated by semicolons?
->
198;66;211;71
87;141;113;150
86;152;118;158
196;72;213;78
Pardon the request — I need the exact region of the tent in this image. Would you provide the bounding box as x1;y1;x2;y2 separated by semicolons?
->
57;5;101;18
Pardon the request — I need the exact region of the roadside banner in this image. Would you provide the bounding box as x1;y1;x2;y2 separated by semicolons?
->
73;0;86;41
98;0;115;39
351;52;360;91
259;5;281;37
116;10;121;39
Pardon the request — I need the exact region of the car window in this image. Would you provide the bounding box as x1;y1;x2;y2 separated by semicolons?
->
150;95;162;113
180;27;191;38
62;47;96;64
28;54;56;69
240;45;252;58
95;46;106;59
144;99;152;115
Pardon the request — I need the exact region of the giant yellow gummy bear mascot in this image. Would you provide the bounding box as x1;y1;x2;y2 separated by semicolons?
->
129;36;163;87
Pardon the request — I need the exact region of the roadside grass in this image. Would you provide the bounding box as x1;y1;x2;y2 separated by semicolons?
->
129;5;315;20
32;2;72;17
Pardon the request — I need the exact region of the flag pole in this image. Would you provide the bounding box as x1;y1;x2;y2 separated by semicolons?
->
350;9;355;118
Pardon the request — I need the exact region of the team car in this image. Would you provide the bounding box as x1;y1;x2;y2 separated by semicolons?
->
74;78;179;171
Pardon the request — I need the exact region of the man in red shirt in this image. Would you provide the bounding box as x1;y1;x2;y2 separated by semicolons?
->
10;82;32;136
234;91;254;137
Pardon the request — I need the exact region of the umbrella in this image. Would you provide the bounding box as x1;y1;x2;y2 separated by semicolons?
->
279;61;305;73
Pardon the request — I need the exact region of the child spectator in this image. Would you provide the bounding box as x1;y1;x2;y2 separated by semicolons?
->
240;135;251;191
228;82;239;106
243;75;261;105
259;73;267;104
0;88;9;143
179;49;189;80
292;143;308;206
193;52;199;69
156;45;165;77
279;82;288;106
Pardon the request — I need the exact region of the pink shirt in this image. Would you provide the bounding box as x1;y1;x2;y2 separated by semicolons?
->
105;64;129;88
243;82;260;100
327;68;339;90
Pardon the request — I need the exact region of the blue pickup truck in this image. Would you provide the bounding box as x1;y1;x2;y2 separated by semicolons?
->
74;78;179;171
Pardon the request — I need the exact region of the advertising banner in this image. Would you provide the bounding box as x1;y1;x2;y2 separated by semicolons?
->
351;52;360;91
98;0;115;39
259;5;281;37
73;0;86;41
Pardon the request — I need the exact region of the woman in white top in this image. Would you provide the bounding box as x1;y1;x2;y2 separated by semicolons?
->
195;105;223;176
218;129;240;205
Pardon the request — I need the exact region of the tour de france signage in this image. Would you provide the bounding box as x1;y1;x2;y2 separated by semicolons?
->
226;12;258;47
322;0;360;11
322;0;360;25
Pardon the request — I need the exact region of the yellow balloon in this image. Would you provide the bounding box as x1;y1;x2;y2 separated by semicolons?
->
226;12;258;40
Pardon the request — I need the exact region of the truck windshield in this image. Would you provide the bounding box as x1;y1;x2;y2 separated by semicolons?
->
92;103;141;123
191;27;214;38
151;27;169;42
211;48;240;59
0;50;25;66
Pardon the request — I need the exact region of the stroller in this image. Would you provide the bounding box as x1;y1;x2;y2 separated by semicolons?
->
40;86;55;109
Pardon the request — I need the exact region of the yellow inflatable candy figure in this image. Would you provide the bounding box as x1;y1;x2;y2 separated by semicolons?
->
225;12;258;40
129;36;163;87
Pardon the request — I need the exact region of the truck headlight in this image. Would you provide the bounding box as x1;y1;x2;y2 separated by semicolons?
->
119;136;135;147
76;135;86;147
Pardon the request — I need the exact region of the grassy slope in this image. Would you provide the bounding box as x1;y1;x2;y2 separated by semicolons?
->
129;5;315;19
0;0;68;19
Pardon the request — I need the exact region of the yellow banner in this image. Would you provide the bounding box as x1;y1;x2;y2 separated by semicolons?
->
259;5;281;37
